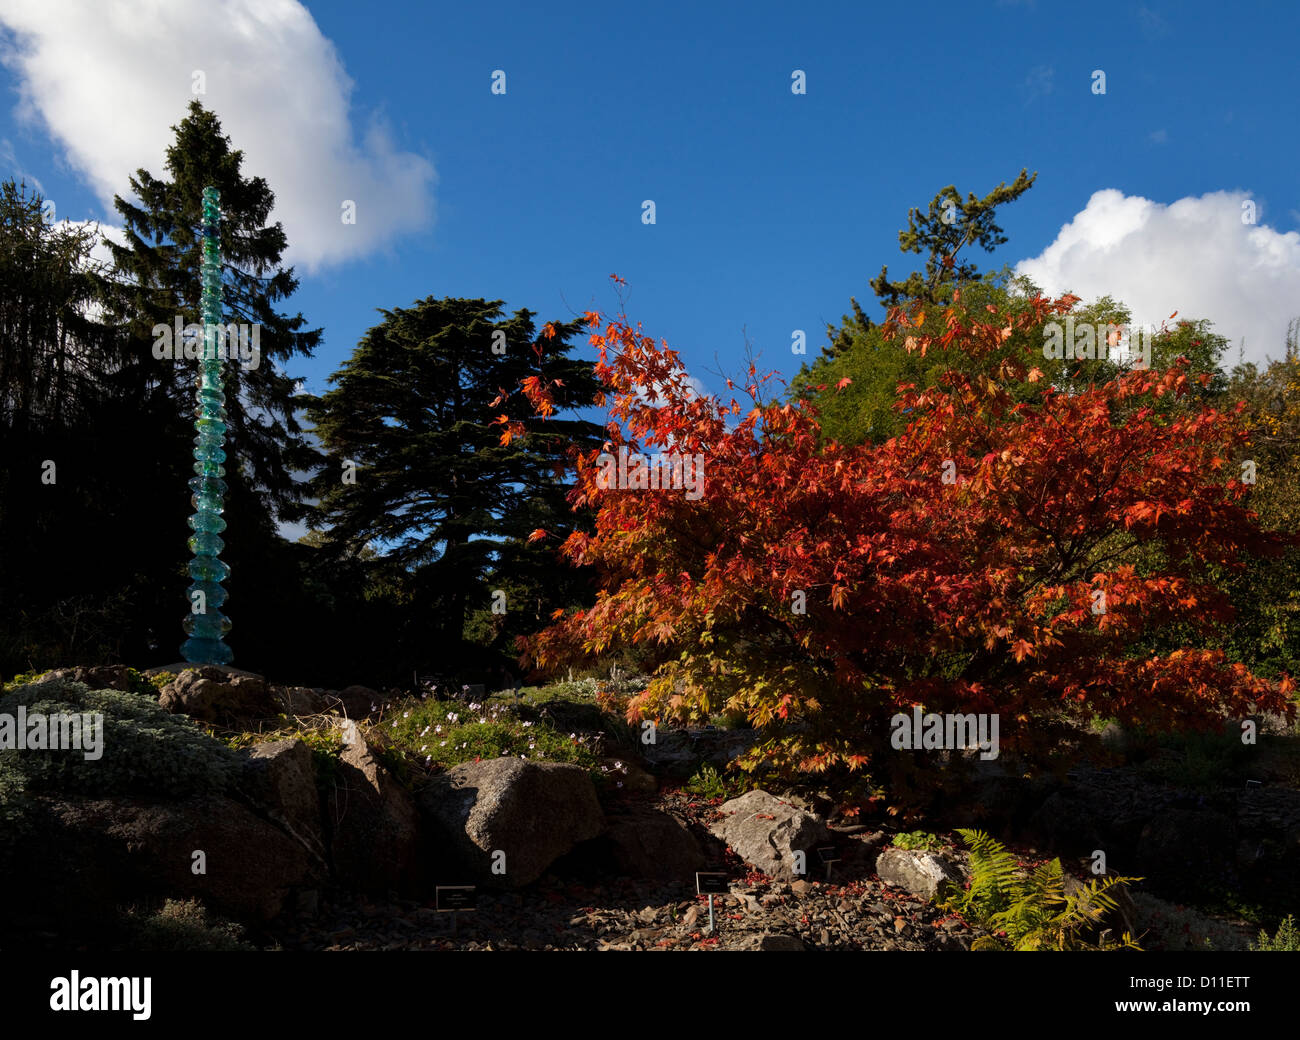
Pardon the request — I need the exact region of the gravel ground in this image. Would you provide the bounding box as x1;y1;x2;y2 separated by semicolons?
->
269;786;988;952
270;872;983;951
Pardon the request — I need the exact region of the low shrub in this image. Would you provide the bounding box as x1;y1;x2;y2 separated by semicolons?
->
0;677;240;800
892;830;947;852
121;898;255;951
1252;914;1300;951
683;762;746;801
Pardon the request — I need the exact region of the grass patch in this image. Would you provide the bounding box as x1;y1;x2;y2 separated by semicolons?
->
378;694;602;779
120;898;256;951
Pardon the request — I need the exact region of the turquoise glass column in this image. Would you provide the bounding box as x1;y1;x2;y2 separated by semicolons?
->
181;186;234;665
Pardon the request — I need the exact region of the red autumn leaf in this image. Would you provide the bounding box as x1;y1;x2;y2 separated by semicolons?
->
510;291;1297;804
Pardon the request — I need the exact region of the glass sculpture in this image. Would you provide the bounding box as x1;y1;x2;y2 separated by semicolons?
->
180;186;234;665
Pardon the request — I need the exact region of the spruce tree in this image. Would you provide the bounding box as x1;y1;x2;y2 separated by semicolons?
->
96;100;321;666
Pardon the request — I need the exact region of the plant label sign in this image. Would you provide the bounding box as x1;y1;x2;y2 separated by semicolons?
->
695;872;728;895
817;845;840;880
436;885;477;911
696;872;728;935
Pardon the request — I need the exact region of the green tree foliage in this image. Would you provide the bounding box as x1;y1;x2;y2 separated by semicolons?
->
1204;342;1300;678
0;179;137;669
306;298;603;674
868;168;1038;313
0;103;333;678
100;99;321;518
798;170;1238;449
91;102;325;673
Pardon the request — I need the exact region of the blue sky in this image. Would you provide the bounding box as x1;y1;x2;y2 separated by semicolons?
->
2;0;1299;406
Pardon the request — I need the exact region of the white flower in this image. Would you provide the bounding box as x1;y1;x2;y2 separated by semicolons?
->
528;742;535;750
522;721;534;728
448;713;459;724
435;724;442;734
403;711;410;718
440;740;447;746
420;745;427;752
469;702;481;711
479;717;487;725
425;755;432;764
421;725;430;736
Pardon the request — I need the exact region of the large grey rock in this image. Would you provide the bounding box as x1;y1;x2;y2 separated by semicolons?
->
419;758;604;888
238;738;327;866
606;808;706;880
158;667;278;725
43;665;136;692
272;685;331;716
19;794;321;925
875;846;964;900
708;789;831;879
326;719;422;891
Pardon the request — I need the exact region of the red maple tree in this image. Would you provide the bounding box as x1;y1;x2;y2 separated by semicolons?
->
514;280;1296;797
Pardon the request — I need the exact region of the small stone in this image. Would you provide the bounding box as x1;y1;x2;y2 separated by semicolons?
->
753;934;806;951
791;879;813;896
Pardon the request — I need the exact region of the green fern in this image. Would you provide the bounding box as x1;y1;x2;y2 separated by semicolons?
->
944;828;1143;951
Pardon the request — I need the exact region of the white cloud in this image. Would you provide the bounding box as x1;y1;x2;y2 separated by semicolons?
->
1015;189;1300;367
0;0;435;273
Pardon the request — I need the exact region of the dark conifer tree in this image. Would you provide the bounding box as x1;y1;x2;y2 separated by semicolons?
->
307;298;602;673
